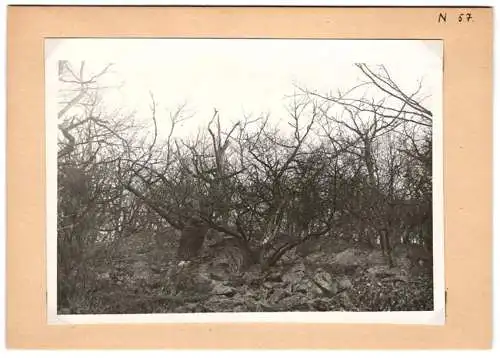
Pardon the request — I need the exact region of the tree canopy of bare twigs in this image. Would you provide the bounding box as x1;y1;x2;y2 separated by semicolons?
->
57;61;434;313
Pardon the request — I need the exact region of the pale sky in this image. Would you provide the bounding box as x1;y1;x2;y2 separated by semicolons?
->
46;39;442;139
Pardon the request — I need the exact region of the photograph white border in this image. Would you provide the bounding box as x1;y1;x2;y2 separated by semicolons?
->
45;38;445;325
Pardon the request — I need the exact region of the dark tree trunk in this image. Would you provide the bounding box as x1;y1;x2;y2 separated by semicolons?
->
379;228;394;267
176;218;209;261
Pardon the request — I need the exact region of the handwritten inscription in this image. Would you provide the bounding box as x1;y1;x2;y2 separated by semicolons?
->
438;12;473;23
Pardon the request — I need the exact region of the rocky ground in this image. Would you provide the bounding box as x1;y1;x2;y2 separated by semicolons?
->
59;233;433;314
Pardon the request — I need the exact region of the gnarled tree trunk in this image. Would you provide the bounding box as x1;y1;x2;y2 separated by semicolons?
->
176;218;209;261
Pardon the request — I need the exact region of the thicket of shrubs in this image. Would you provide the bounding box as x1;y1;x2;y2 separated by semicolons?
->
57;61;434;313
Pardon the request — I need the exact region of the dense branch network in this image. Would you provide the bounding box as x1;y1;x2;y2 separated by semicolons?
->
57;62;433;276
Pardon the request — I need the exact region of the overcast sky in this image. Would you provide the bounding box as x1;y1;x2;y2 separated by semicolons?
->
46;39;442;139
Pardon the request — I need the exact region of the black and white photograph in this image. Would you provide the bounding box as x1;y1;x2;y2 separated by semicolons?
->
46;39;444;324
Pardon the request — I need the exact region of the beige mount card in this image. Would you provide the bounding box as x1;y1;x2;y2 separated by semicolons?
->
6;6;493;349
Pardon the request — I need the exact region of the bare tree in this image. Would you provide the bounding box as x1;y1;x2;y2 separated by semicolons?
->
298;64;433;266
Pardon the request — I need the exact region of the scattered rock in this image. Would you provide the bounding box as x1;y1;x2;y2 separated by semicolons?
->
280;294;310;311
338;277;353;290
293;281;311;295
268;288;289;304
282;262;306;283
212;281;236;296
310;270;338;296
311;297;331;311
